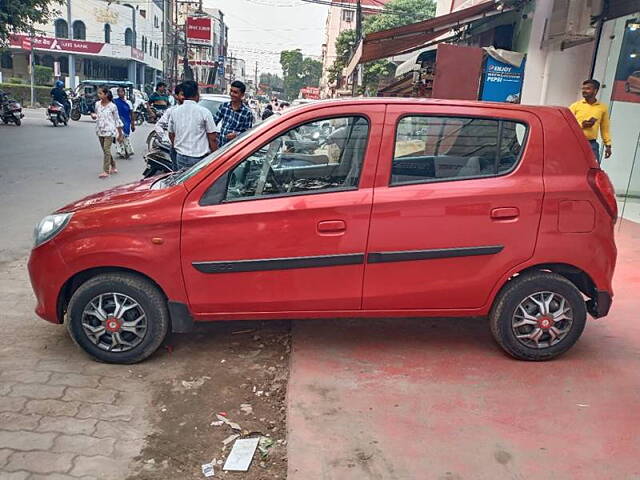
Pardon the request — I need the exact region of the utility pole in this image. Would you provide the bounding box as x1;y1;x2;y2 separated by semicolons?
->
66;0;75;89
255;61;258;96
352;0;362;96
29;28;35;107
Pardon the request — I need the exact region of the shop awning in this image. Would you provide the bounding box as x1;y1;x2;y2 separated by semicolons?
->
345;1;507;77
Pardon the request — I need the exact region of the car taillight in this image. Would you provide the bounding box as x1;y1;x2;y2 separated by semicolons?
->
588;168;618;220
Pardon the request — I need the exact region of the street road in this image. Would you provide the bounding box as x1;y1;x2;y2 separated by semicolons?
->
0;109;146;265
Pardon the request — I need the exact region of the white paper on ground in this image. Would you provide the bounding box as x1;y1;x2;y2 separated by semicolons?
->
201;462;215;477
223;437;260;471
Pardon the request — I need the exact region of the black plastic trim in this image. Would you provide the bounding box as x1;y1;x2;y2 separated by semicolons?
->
367;245;504;264
168;301;194;333
193;253;365;274
586;290;612;318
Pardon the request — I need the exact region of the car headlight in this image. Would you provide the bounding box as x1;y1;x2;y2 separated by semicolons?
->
33;213;73;248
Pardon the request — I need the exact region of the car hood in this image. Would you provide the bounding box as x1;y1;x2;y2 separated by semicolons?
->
56;177;164;213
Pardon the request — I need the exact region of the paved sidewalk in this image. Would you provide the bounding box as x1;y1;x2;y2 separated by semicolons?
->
0;258;152;479
287;220;640;480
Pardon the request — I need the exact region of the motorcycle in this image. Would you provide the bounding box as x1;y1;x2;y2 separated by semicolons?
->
47;101;68;127
143;139;173;178
0;91;24;126
135;104;163;126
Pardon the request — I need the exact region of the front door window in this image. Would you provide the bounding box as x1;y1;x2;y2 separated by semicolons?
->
226;116;369;201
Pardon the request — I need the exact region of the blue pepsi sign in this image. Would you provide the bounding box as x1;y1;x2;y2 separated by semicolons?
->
481;56;526;103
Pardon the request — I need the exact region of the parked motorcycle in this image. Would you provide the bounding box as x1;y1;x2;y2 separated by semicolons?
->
0;90;24;126
143;139;173;178
47;101;68;127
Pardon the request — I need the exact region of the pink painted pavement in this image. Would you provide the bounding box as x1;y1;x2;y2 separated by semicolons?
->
287;220;640;480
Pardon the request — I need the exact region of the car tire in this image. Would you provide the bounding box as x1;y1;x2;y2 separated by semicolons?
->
489;272;586;361
66;273;169;364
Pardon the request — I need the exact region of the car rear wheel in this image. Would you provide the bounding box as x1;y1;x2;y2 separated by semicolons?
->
489;272;586;361
66;273;169;364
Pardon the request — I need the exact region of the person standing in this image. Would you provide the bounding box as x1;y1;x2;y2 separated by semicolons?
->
168;81;219;169
569;79;612;163
91;86;124;179
214;81;254;148
261;103;274;120
155;83;185;170
113;87;135;159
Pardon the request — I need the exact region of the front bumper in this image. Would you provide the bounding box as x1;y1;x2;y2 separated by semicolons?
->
28;240;70;324
587;290;613;318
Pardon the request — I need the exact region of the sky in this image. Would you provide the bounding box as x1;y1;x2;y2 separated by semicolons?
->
204;0;329;76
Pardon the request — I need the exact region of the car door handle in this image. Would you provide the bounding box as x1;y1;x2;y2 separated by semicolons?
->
491;207;520;220
317;220;346;234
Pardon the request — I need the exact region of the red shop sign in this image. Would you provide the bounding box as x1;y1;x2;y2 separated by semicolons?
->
186;16;212;45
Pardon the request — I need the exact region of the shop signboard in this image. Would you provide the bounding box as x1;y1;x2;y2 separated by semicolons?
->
187;16;212;45
300;86;320;99
131;48;145;61
480;56;525;103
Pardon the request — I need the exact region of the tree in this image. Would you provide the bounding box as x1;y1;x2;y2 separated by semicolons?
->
330;0;436;95
0;0;62;45
302;58;322;87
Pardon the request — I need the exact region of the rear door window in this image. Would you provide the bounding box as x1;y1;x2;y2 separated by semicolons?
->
391;116;527;185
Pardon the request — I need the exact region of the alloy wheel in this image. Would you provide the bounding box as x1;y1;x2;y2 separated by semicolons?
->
511;291;574;349
81;292;148;353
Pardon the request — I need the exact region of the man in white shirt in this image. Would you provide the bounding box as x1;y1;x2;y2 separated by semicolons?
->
155;84;184;169
168;81;219;169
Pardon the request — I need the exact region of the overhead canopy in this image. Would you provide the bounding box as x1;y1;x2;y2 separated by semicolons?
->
345;1;507;77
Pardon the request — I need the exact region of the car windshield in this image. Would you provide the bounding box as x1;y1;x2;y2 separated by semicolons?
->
199;99;226;118
162;113;280;186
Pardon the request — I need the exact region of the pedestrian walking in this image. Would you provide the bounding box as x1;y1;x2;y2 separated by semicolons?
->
261;103;274;120
91;86;124;179
113;87;135;159
569;79;612;163
168;80;219;170
155;83;185;170
214;81;254;148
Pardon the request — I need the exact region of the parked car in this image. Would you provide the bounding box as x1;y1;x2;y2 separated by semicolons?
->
199;94;231;120
28;98;617;364
624;71;640;94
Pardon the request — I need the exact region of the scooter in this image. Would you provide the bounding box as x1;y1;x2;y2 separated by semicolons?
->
143;139;173;178
47;101;68;127
0;91;24;126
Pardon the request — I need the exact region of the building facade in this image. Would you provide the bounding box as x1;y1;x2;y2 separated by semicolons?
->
0;0;165;91
319;0;391;98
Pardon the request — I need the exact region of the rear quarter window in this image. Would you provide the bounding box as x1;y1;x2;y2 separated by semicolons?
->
391;115;528;186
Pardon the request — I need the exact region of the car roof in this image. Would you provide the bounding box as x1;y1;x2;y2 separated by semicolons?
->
286;97;567;116
200;94;231;101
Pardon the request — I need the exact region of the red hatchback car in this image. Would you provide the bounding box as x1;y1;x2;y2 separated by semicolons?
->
28;99;617;364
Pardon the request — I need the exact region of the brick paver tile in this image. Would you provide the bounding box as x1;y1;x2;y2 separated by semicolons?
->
0;397;27;413
52;434;115;456
23;399;80;417
70;455;129;478
99;377;145;392
5;451;75;474
0;382;14;395
37;360;86;375
31;475;94;480
48;373;101;388
8;384;65;400
0;430;57;450
62;387;117;405
0;412;41;431
0;448;14;467
76;403;135;421
0;471;30;479
0;370;51;384
93;420;145;441
37;416;98;435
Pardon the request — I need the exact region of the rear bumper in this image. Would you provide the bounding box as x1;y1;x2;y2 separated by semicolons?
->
587;290;613;318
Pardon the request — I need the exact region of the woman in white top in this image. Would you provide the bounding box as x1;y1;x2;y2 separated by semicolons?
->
91;86;124;178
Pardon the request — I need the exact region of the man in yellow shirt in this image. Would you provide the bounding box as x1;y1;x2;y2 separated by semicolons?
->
569;79;612;163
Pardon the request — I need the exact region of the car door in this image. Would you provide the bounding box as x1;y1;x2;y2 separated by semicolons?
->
363;104;544;310
181;105;385;315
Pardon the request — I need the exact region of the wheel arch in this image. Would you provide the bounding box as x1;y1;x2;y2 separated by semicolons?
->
57;266;167;324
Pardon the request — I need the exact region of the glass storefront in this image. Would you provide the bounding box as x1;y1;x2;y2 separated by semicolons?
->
594;13;640;228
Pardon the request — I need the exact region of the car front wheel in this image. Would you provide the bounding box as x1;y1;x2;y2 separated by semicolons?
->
490;272;587;361
66;273;169;364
